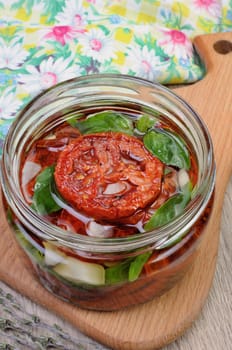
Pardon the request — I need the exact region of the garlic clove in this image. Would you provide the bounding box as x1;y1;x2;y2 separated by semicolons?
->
53;256;105;285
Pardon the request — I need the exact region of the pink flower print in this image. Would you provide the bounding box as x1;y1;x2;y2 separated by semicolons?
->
193;0;221;17
141;60;152;74
124;44;168;82
55;1;88;27
0;37;29;70
43;25;85;46
158;29;193;59
78;29;116;63
40;72;58;89
90;38;102;51
85;0;105;7
18;57;79;96
74;14;83;26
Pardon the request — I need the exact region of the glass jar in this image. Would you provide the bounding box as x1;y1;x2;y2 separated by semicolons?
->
0;74;215;311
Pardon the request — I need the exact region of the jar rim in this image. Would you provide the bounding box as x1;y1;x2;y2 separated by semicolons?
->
0;73;216;252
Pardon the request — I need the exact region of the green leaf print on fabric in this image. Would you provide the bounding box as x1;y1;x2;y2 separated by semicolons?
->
0;0;232;150
43;0;66;24
11;0;40;15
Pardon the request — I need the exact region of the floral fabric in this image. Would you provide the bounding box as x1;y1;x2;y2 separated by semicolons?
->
0;0;231;148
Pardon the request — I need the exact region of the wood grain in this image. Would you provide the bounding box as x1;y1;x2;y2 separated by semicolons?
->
0;177;231;350
0;32;231;350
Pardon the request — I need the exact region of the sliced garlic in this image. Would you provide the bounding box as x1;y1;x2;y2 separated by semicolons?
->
21;161;41;186
178;169;190;189
86;221;114;238
53;256;105;285
103;182;127;195
44;134;56;140
44;241;66;266
21;161;42;202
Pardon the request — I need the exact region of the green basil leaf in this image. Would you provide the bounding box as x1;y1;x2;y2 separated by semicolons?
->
136;114;155;133
105;258;133;284
128;251;152;282
144;182;192;230
32;165;61;215
66;113;83;127
105;251;152;284
74;111;133;134
143;129;190;169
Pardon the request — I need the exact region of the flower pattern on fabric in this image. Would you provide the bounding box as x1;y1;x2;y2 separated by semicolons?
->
124;44;169;81
55;1;88;26
0;37;29;69
18;56;80;95
0;87;22;120
41;25;85;46
193;0;222;18
0;0;231;152
78;28;117;63
157;29;193;59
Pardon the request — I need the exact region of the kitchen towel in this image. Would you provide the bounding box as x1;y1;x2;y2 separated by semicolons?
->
0;0;231;149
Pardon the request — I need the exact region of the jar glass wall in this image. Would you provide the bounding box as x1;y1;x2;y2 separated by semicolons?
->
0;75;215;310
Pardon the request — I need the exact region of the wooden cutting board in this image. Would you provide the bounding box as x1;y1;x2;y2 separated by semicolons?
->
0;32;231;350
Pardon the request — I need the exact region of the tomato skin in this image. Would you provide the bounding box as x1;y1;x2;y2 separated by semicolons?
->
55;132;164;222
57;209;86;235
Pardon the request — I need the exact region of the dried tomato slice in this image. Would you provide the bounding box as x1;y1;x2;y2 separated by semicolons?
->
54;132;163;222
57;209;86;235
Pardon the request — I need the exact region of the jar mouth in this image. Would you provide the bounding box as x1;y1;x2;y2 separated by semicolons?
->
0;74;216;252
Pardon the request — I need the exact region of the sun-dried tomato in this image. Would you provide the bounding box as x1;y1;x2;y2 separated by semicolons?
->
55;132;163;222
